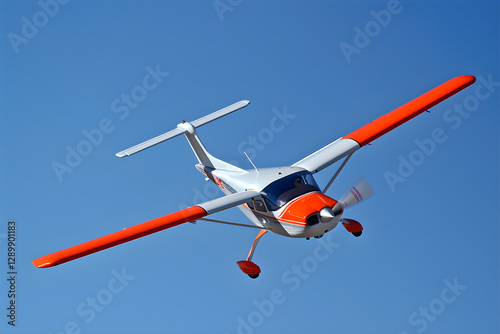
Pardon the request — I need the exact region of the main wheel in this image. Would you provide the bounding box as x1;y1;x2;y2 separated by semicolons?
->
352;231;362;237
248;274;259;279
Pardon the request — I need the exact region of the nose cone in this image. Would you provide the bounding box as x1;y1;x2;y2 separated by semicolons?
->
319;207;335;223
279;192;338;225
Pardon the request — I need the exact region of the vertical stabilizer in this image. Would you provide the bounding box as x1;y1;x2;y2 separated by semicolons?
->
177;121;244;172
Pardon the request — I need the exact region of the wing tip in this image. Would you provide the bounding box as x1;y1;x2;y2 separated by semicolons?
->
343;75;476;146
460;74;476;82
32;256;56;268
454;75;476;88
115;151;128;158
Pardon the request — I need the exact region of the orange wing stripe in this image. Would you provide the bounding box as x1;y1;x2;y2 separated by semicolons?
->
343;75;476;146
32;206;207;268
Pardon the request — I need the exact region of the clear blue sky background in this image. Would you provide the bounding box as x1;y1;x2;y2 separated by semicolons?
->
0;1;498;333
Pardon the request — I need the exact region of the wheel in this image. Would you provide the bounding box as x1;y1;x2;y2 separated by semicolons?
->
248;274;259;279
352;231;362;237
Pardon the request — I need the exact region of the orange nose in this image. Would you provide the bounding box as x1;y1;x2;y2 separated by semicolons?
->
278;192;338;225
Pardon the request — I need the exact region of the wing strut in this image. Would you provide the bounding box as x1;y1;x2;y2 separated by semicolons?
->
197;218;263;229
323;153;354;193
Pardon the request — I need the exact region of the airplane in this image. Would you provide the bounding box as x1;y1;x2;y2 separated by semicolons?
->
32;75;476;278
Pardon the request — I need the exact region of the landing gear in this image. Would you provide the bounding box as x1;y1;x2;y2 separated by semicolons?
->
237;229;268;279
342;218;363;237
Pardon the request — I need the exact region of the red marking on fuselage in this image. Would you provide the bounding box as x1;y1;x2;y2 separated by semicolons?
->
244;192;338;227
278;192;338;226
213;175;224;189
251;211;307;226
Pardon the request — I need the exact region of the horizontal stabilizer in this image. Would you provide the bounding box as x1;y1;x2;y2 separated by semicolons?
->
116;127;185;157
191;100;250;127
116;100;250;157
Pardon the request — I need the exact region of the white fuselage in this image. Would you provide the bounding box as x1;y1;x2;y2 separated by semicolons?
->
196;165;341;238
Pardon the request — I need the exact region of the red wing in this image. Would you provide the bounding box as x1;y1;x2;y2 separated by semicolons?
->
32;190;261;268
293;75;475;173
32;206;207;268
343;75;476;146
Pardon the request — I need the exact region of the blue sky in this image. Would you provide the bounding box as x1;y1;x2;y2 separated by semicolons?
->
0;0;499;333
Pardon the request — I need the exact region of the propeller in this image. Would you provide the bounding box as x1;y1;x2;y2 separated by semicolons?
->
337;176;374;209
320;177;374;237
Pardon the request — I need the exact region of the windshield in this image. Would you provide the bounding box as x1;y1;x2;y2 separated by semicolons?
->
261;171;320;211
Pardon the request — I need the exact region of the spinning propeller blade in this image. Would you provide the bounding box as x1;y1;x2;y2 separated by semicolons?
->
332;177;374;236
338;176;374;209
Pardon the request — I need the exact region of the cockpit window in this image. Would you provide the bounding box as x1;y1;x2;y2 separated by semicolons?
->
254;200;267;212
261;171;320;211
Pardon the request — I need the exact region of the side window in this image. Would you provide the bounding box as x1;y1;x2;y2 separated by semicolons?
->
247;201;255;209
254;200;267;212
304;173;320;188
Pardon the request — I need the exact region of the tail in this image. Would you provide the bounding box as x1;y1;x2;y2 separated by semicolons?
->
115;100;249;172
